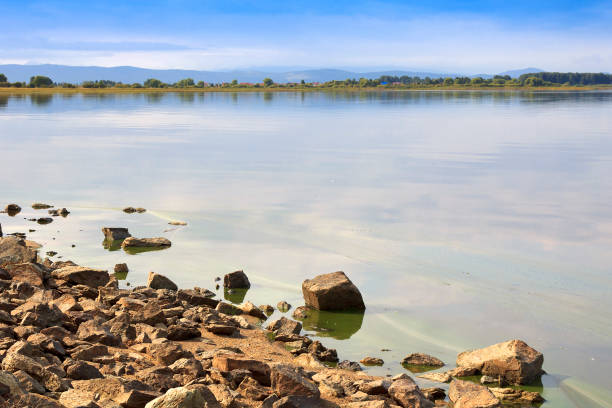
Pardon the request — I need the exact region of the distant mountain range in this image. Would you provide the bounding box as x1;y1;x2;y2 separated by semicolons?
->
0;64;545;84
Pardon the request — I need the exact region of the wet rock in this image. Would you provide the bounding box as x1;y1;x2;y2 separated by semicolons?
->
147;272;178;291
307;341;338;363
115;263;129;273
456;340;544;385
122;237;172;248
489;387;544;404
421;387;446;402
277;301;291;312
448;379;501;408
36;217;53;224
223;270;250;289
144;385;221;408
168;221;187;226
302;271;365;311
240;301;267;319
360;357;384;366
337;360;362;371
270;364;320;398
4;204;21;216
51;265;110;288
212;354;271;386
291;306;311;320
267;317;302;336
402;353;444;368
388;378;433;408
49;208;70;217
32;203;53;209
0;236;38;266
102;227;131;241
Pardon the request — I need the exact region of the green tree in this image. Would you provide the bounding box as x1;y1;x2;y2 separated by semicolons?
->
29;76;53;87
231;79;238;86
144;78;163;88
443;77;454;86
176;78;195;88
196;81;205;88
263;77;274;87
0;73;7;83
470;77;484;85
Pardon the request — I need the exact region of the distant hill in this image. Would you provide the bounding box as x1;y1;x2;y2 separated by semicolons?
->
0;64;544;84
498;67;544;77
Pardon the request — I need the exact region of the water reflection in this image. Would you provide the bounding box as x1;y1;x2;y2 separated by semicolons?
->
298;309;364;340
224;288;248;304
102;239;122;251
30;94;53;106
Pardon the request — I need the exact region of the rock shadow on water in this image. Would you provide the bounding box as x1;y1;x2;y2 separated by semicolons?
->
297;308;364;340
114;270;128;281
224;288;248;304
401;363;442;374
102;239;123;252
122;245;171;255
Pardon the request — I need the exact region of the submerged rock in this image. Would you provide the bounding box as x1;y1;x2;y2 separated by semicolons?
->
36;217;53;225
456;339;544;385
32;203;53;209
302;271;365;311
102;227;131;241
223;270;250;289
4;204;21;216
360;357;384;366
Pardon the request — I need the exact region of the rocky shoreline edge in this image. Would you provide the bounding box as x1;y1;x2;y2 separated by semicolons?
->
1;205;547;408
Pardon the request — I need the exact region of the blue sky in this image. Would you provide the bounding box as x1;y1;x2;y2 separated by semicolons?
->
1;0;612;73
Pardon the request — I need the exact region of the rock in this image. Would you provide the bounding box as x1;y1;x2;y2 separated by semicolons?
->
277;301;291;312
71;344;108;361
261;394;280;408
145;385;221;408
3;262;44;287
337;360;362;371
421;387;446;402
270;364;320;398
387;378;433;408
13;369;45;394
480;375;497;384
359;379;391;395
177;289;219;307
223;270;250;289
448;379;501;408
168;221;187;226
456;340;544;385
124;207;137;213
32;203;53;209
402;353;444;368
149;342;193;365
360;357;384;366
237;376;269;400
272;396;326;408
49;208;70;217
66;361;103;380
15;393;67;407
260;305;274;315
216;302;242;316
489;387;544;404
346;402;396;408
240;301;267;319
122;237;171;248
302;271;365;311
77;320;121;346
115;263;129;273
51;265;110;288
0;236;38;266
291;306;311;320
267;317;302;336
11;301;65;328
167;324;200;341
212;355;271;386
147;272;178;291
205;324;236;336
293;354;326;370
4;204;21;215
102;227;131;241
416;372;452;383
37;217;53;224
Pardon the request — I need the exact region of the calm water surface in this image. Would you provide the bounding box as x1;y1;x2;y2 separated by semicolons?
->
1;91;612;407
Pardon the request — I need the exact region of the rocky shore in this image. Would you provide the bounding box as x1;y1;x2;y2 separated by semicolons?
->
0;206;547;408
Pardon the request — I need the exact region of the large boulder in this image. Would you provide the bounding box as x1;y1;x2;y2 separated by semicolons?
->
102;227;131;241
51;266;110;288
0;237;37;266
145;385;221;408
147;272;178;291
456;340;543;385
448;379;501;408
302;271;365;311
223;270;250;289
387;378;433;408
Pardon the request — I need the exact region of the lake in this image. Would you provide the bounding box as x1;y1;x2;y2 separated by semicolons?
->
1;90;611;407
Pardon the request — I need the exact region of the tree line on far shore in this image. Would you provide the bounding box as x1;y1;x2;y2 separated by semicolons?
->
1;72;611;89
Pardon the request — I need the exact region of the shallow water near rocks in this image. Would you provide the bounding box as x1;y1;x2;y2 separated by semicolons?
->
2;91;612;407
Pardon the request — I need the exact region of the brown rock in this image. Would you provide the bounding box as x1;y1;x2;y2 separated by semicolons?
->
387;378;433;408
237;376;270;401
270;364;320;398
421;387;446;402
358;379;391;395
3;262;44;287
145;385;221;408
223;270;250;289
102;227;131;241
360;357;384;366
302;271;365;311
240;301;267;319
76;320;121;346
66;361;103;380
0;236;37;266
216;301;242;316
15;393;67;407
147;272;178;291
402;353;444;368
148;342;193;365
448;379;501;408
212;354;271;386
205;324;236;336
121;237;171;248
70;344;108;361
115;263;129;273
178;289;219;307
51;266;110;288
267;317;302;336
456;340;544;385
489;387;544;404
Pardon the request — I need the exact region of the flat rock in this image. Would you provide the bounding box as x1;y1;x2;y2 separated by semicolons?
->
456;340;544;385
102;227;131;241
212;354;271;386
387;378;433;408
52;266;110;288
448;379;501;408
302;271;365;311
402;353;444;368
122;237;171;248
417;372;452;383
360;357;384;366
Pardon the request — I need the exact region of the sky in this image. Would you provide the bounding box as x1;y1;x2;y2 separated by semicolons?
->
1;0;612;73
